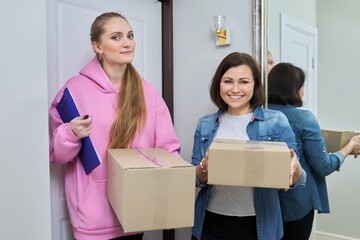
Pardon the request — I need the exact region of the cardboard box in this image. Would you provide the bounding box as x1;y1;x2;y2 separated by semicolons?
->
207;139;291;189
107;148;196;233
321;129;360;153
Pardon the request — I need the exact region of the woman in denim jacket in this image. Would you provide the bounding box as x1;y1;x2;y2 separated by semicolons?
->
268;62;360;240
191;52;306;240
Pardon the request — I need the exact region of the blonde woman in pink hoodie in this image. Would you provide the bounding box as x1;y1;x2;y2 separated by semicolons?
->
49;12;180;240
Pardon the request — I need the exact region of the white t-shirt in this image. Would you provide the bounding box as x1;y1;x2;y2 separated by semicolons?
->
207;112;256;217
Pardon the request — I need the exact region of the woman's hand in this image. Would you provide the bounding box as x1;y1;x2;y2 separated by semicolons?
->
70;115;92;139
289;148;302;187
196;150;209;183
349;134;360;158
340;134;360;158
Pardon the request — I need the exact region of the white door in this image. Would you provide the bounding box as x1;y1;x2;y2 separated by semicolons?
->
47;1;162;239
280;13;318;116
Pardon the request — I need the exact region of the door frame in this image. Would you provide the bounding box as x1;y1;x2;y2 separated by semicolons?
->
161;0;174;121
161;1;175;239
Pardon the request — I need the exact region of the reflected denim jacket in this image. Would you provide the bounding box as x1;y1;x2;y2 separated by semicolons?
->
191;107;306;240
268;104;344;221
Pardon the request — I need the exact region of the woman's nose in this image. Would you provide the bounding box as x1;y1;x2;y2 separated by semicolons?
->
122;38;130;48
232;83;241;92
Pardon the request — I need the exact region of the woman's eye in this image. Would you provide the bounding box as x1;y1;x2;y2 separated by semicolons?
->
128;33;134;39
223;80;232;84
111;35;121;40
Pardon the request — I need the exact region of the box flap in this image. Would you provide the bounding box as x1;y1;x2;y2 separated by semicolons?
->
108;148;193;170
211;139;289;152
137;148;193;168
321;128;360;134
108;149;158;169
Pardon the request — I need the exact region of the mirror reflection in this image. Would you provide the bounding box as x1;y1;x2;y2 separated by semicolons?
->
267;0;360;239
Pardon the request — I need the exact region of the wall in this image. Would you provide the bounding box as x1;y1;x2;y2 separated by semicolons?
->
267;0;316;64
173;0;253;163
0;0;52;239
173;0;253;238
316;0;360;238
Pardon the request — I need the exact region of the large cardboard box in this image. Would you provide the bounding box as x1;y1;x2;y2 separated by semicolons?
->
107;148;196;233
208;139;291;189
321;129;360;153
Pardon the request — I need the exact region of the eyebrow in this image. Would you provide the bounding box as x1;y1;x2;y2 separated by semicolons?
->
110;30;134;35
222;76;251;80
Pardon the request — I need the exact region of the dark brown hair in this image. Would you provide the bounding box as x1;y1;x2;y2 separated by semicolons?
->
91;12;146;148
209;52;265;112
268;62;305;107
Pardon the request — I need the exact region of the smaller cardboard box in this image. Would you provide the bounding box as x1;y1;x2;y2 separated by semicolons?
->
208;139;291;189
321;129;360;153
108;148;195;233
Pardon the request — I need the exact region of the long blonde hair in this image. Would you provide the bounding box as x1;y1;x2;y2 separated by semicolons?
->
91;12;146;148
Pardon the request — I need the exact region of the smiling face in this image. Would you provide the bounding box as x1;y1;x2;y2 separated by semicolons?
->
220;65;255;115
92;17;135;67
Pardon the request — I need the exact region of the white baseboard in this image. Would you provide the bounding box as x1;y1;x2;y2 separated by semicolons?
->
316;231;360;240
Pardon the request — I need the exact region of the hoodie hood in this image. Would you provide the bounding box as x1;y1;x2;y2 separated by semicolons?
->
79;56;117;93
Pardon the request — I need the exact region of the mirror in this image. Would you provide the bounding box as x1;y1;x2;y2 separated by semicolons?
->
255;0;360;238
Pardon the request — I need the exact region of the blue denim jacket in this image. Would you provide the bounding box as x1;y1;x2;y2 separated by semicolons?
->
268;104;344;221
191;107;306;240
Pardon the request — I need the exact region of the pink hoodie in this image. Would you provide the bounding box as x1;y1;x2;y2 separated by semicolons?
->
49;57;181;240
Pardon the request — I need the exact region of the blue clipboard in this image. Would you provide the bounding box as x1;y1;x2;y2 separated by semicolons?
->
56;87;101;174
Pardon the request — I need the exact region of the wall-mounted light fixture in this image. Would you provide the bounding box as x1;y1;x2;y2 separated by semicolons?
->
212;15;231;46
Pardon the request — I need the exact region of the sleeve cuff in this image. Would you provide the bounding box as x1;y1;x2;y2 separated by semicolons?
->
291;168;307;189
332;151;345;171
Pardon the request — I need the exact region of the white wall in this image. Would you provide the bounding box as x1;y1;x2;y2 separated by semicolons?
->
316;0;360;238
173;0;253;163
173;0;253;238
0;0;52;239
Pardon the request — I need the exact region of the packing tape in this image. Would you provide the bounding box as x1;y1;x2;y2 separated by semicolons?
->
136;148;164;167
